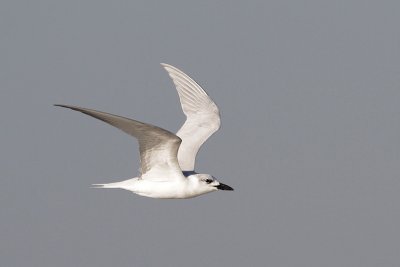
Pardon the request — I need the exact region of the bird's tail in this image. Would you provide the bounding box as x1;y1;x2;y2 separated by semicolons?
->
91;182;122;189
91;178;137;189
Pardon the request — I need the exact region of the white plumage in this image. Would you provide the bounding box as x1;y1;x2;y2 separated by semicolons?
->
55;63;233;199
161;63;221;171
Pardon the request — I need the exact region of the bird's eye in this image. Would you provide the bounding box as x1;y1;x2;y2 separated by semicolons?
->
205;179;213;184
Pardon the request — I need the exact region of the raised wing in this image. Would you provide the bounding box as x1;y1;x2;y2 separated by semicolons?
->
55;105;184;181
161;64;221;171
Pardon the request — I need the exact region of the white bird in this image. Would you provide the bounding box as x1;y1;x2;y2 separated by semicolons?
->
55;63;233;199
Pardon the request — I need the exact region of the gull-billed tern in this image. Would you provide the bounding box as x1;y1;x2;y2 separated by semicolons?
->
55;63;233;199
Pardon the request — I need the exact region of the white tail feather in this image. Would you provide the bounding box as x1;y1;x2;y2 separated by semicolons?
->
91;182;121;189
91;178;138;189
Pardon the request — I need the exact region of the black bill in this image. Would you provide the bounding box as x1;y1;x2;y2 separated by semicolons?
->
216;183;234;191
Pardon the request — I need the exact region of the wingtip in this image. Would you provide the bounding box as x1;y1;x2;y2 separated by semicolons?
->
160;63;172;69
54;104;66;108
161;63;182;71
54;104;73;109
161;63;186;77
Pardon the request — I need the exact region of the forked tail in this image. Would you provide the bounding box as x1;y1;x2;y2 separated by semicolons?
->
91;178;137;189
91;182;122;189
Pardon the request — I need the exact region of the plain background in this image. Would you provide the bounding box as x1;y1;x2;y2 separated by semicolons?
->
1;1;399;266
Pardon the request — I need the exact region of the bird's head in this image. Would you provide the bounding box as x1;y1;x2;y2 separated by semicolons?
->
187;173;233;195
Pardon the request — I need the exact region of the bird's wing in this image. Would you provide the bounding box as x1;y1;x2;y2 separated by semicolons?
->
161;64;221;171
55;105;185;181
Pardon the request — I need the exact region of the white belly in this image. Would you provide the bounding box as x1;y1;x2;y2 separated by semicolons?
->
123;179;194;199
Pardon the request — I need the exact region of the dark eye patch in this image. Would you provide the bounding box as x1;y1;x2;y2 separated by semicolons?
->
205;179;213;184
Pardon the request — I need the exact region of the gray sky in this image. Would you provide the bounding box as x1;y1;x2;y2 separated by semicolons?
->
1;0;399;266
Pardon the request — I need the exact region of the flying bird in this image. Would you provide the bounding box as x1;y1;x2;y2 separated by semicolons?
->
55;63;233;199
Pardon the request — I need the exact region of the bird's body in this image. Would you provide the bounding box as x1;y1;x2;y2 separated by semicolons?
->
56;63;233;199
96;173;218;199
